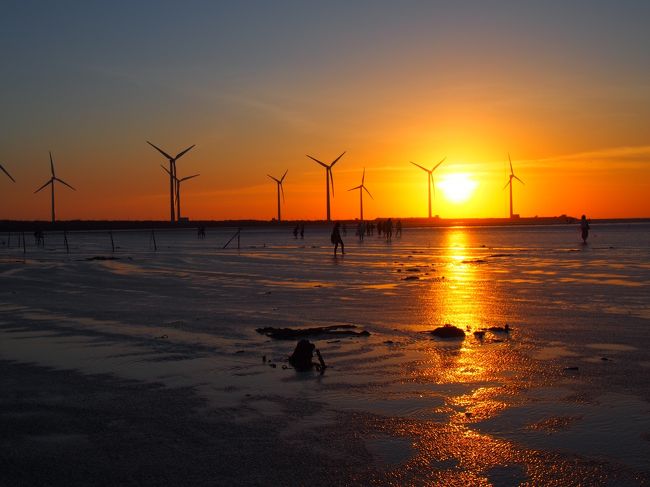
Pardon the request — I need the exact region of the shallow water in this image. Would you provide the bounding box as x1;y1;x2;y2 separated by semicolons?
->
1;222;649;483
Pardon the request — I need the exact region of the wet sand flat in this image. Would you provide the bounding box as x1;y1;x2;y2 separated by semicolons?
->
1;224;649;485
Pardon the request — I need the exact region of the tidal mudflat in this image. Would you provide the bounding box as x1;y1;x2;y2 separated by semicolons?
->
1;223;649;485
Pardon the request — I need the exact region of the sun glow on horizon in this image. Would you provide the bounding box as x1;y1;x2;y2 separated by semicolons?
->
438;173;478;204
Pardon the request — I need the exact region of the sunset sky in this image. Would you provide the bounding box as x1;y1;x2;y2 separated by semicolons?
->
1;1;649;220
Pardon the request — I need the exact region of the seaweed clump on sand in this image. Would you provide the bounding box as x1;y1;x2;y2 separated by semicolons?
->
256;325;370;340
429;324;465;339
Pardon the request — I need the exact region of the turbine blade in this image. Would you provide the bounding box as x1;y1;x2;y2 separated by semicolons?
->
34;179;51;194
503;180;511;190
361;167;365;184
306;154;328;168
330;151;346;167
363;186;374;200
329;168;335;196
267;174;280;183
280;183;285;203
432;157;446;172
0;163;15;182
508;154;514;175
55;177;76;191
180;174;200;182
348;185;362;191
147;141;174;160
161;164;172;176
514;175;525;185
49;151;55;177
410;161;429;173
175;144;195;161
280;169;288;182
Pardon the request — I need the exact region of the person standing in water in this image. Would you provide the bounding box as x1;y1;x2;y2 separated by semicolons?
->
331;222;345;256
580;214;590;244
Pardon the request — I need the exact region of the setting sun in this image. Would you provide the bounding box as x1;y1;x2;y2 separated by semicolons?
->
438;173;478;204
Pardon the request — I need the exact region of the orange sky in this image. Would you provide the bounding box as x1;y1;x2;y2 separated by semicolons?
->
1;3;649;220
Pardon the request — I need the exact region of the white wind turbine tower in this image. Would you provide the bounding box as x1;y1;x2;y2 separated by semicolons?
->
147;141;195;222
348;168;373;221
410;157;446;218
34;152;76;223
267;169;288;222
161;166;200;221
504;153;524;218
306;151;345;222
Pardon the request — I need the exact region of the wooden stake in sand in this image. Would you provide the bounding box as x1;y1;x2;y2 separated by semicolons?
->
150;230;157;251
109;231;115;252
222;228;241;249
63;231;69;254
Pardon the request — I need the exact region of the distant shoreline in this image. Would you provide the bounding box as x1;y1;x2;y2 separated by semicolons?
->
1;216;649;233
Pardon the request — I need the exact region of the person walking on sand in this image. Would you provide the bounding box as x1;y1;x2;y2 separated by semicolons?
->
331;222;344;256
385;218;393;241
580;214;590;244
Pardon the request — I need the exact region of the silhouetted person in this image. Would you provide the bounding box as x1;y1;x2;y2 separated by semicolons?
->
289;339;315;371
580;214;590;244
385;218;393;241
331;222;344;256
34;229;44;247
396;219;402;237
197;226;206;239
293;225;299;239
357;221;365;242
300;223;305;239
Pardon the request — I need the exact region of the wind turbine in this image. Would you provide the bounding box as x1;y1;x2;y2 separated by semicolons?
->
306;151;345;221
504;153;524;218
410;157;446;218
34;152;76;223
147;141;195;222
348;168;373;221
1;162;15;183
161;166;200;221
267;169;288;222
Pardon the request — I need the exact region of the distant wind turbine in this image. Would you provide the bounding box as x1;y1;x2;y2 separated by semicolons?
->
0;162;15;182
504;153;524;218
34;152;75;223
410;157;446;218
348;168;373;221
306;151;345;222
161;166;200;221
267;170;288;222
147;141;195;222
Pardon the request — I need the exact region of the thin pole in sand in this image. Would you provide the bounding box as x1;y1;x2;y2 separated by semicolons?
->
109;231;115;252
22;232;26;254
150;230;157;251
7;232;10;248
222;228;241;249
63;230;69;254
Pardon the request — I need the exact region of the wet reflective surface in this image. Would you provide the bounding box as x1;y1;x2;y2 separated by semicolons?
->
1;223;649;484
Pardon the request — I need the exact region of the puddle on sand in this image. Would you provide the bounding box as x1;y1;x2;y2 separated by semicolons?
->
585;343;638;352
532;345;578;360
365;435;415;466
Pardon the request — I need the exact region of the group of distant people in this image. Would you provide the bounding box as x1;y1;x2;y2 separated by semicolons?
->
332;215;591;256
355;219;402;242
292;223;305;239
